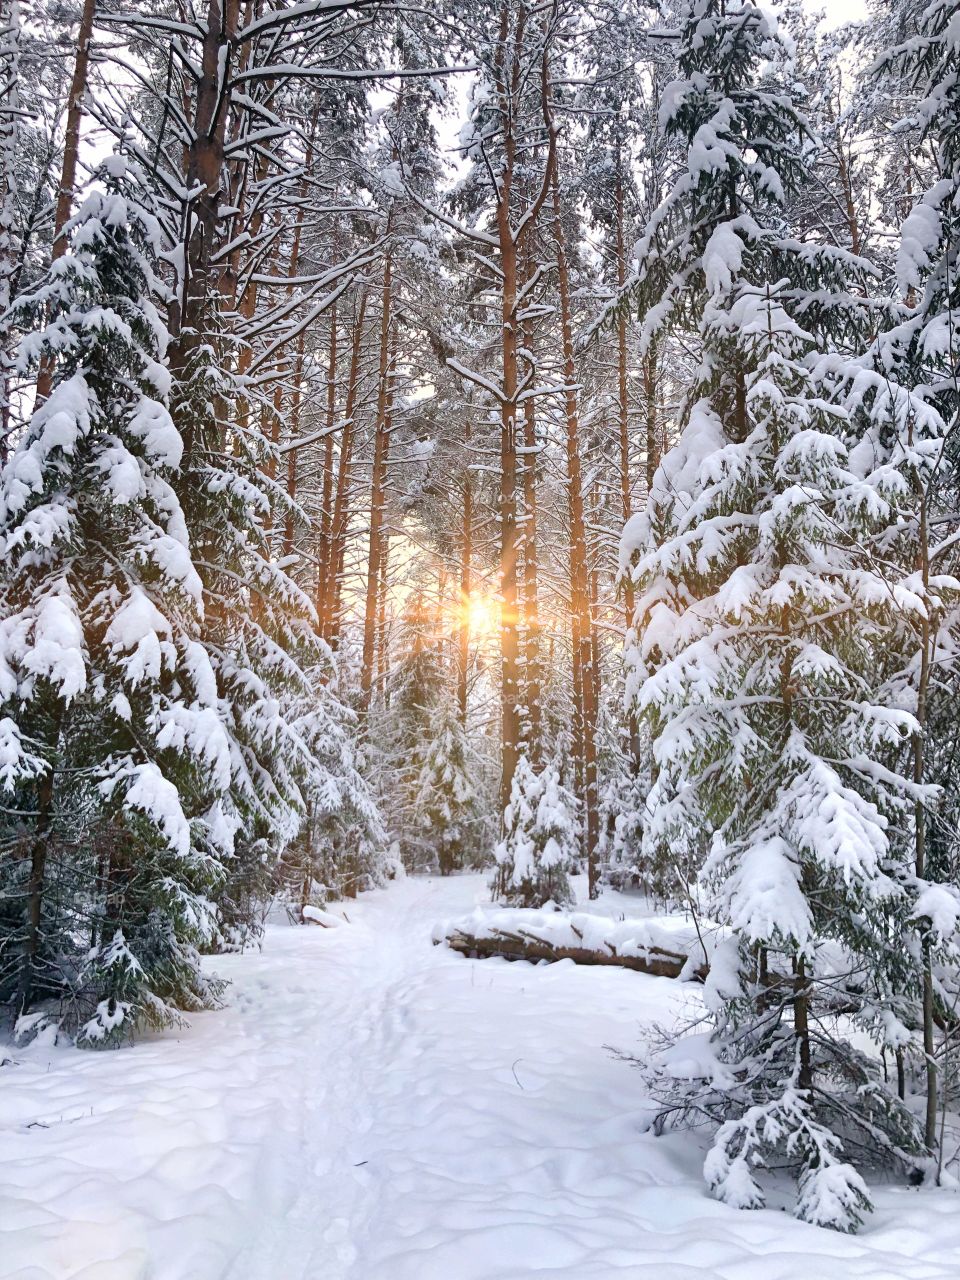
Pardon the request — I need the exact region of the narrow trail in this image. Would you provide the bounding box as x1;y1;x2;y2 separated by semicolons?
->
3;875;959;1280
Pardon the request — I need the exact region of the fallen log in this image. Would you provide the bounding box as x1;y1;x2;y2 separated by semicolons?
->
439;926;875;1017
439;924;710;982
434;913;870;1012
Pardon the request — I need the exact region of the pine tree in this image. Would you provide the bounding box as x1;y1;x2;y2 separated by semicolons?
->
493;753;578;908
620;0;936;1229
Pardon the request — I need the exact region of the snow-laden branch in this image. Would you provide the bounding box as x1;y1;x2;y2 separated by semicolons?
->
445;358;505;402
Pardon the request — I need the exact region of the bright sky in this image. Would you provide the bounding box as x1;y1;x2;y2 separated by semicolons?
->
807;0;868;28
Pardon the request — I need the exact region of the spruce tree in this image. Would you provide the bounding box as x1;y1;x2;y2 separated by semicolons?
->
415;698;476;875
494;753;578;908
0;159;228;1041
620;0;936;1229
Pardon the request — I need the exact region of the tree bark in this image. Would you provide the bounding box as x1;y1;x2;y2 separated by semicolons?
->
315;307;340;594
615;161;633;628
457;418;473;724
550;169;600;895
283;331;306;558
35;0;97;404
914;487;938;1152
324;290;368;645
168;0;240;466
360;251;394;710
17;760;55;1014
615;159;645;770
794;954;813;1094
493;1;524;814
519;237;542;759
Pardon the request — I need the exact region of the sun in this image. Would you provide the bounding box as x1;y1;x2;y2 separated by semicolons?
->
463;593;499;639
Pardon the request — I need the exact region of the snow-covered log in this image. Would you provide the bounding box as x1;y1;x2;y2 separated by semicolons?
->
433;908;713;981
301;905;349;928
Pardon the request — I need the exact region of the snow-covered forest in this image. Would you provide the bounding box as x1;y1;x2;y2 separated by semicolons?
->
3;0;960;1274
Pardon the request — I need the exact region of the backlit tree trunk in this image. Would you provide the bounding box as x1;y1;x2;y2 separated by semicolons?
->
520;253;542;761
551;168;600;896
360;251;394;710
315;307;340;596
324;290;369;644
458;418;473;724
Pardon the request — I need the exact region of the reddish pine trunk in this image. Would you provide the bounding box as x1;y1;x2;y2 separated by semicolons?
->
283;331;307;558
35;0;97;403
551;171;600;896
458;420;473;724
323;291;368;644
315;308;340;595
360;253;394;710
615;162;633;627
520;266;542;760
493;2;524;814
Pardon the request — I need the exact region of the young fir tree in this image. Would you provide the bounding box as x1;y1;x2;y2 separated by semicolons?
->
377;592;449;871
414;697;476;875
493;753;578;908
0;159;228;1042
245;658;385;925
598;766;662;896
620;1;938;1230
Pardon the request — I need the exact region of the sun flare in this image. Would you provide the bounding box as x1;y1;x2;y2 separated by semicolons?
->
463;593;499;639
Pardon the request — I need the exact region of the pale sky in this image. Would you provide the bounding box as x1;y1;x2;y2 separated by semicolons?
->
807;0;869;28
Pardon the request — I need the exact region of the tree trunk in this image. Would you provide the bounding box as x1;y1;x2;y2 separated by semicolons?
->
490;0;554;816
458;419;473;724
282;331;306;558
615;161;645;770
615;162;633;628
376;531;390;693
168;0;240;466
360;251;394;710
550;171;599;896
519;238;542;760
496;113;522;815
35;0;97;404
589;483;602;731
914;488;938;1152
324;290;368;645
315;308;340;595
794;954;813;1094
826;84;863;256
17;762;55;1014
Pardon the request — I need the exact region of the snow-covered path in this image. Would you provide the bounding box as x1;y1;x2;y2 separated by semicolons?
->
3;874;959;1280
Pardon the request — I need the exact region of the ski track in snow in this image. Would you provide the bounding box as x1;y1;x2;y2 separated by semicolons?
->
2;873;959;1280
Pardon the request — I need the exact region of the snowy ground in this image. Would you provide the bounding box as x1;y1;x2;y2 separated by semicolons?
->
2;873;959;1280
